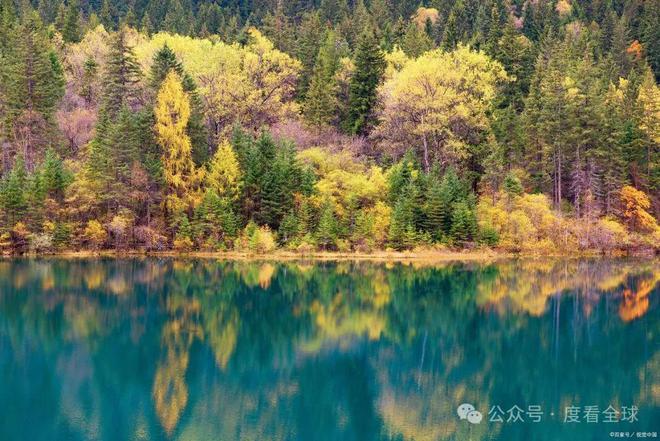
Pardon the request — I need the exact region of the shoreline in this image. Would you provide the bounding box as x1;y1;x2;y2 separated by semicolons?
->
2;249;653;262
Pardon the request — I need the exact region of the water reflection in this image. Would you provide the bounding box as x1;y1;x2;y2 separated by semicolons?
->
0;258;657;441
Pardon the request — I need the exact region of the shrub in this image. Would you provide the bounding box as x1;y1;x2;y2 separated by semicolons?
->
248;225;277;253
619;185;657;232
30;233;54;253
478;226;500;247
83;220;108;250
134;226;168;251
590;218;629;251
108;211;134;249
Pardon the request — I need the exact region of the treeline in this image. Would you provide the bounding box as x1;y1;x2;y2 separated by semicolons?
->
0;0;658;254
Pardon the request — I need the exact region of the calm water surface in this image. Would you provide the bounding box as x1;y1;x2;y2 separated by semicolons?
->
0;258;657;441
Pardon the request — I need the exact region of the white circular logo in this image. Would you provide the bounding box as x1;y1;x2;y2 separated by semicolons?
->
467;410;483;424
457;403;475;420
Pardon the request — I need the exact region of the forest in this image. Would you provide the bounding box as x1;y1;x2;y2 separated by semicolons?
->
0;0;658;254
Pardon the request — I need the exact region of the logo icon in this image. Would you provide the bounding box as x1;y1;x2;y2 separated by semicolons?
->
457;403;483;424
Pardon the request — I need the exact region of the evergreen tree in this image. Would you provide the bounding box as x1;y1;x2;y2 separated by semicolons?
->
483;0;503;55
640;0;660;80
346;27;385;135
388;185;416;250
108;107;139;199
163;0;191;35
278;210;299;246
303;29;340;128
53;2;65;32
294;11;323;98
316;200;338;250
80;57;98;105
3;12;65;169
503;172;523;196
401;21;433;57
0;155;28;227
101;28;142;118
40;148;69;201
36;0;57;24
450;200;477;243
122;2;137;29
62;0;81;43
140;12;153;35
424;174;445;242
442;0;467;50
99;0;114;30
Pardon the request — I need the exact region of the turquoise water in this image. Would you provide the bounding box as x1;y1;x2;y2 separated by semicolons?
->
0;258;657;441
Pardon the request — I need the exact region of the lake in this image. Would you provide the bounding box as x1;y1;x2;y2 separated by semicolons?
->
0;258;657;441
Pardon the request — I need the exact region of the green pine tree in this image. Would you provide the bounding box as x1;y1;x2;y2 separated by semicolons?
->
401;21;433;57
99;0;114;31
100;28;142;118
62;0;81;43
450;201;477;244
345;27;385;135
388;185;416;250
303;30;340;128
316;200;338;250
3;12;64;167
0;155;28;227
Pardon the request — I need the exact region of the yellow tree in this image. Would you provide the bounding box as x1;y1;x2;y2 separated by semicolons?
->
207;140;241;202
619;185;657;232
376;45;508;171
155;71;205;217
135;29;300;139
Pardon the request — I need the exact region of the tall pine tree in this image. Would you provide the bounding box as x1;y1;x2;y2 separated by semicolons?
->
346;27;385;135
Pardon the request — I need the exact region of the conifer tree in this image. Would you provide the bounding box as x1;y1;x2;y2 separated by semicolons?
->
450;201;477;243
140;12;153;35
149;44;208;164
40;148;69;201
425;174;445;242
62;0;81;43
4;12;64;169
101;28;142;118
303;30;340;128
80;57;98;105
155;71;204;219
401;21;433;57
346;27;385;135
0;155;28;227
53;2;65;32
388;186;416;250
99;0;114;30
294;11;323;98
207;140;241;202
640;0;659;80
316;200;338;250
36;0;57;24
442;0;467;50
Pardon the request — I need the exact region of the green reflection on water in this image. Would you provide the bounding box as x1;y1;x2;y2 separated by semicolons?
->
0;258;657;441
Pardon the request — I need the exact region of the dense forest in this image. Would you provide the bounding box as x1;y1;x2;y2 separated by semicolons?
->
0;0;658;254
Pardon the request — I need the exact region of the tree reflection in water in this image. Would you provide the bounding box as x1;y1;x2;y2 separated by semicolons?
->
0;258;657;441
